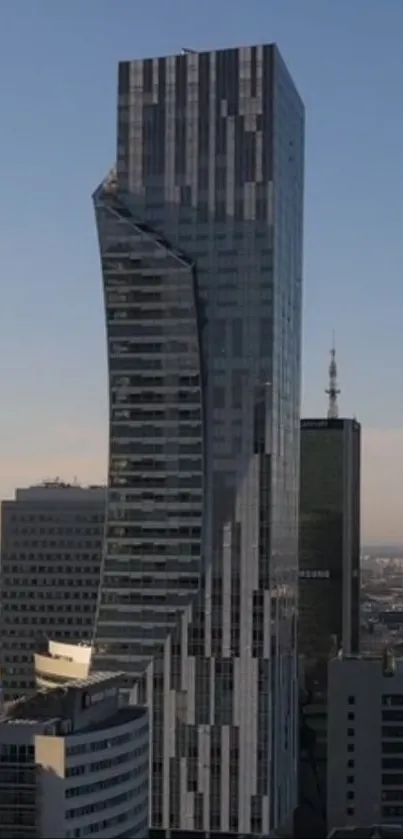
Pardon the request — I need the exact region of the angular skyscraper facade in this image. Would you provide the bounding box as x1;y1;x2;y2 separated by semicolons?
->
93;45;304;835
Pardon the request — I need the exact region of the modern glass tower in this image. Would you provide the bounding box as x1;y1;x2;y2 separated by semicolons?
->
93;45;304;836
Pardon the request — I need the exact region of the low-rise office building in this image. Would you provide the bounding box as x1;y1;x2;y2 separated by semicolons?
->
328;652;403;831
0;671;149;838
0;482;105;700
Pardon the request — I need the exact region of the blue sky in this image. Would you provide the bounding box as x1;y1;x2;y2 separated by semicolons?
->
0;0;402;542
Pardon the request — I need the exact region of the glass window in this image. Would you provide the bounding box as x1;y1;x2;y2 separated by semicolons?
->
212;319;226;356
213;386;225;409
231;319;243;357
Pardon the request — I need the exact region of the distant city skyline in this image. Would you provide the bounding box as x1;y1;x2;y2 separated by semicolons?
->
1;1;403;546
1;379;400;547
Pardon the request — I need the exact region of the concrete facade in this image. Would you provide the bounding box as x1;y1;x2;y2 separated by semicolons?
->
34;640;93;690
0;483;105;700
328;654;403;831
0;672;149;838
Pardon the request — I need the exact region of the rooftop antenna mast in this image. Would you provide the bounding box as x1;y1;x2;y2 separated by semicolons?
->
325;332;340;419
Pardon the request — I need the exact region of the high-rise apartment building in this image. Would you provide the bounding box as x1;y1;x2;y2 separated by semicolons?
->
0;672;149;838
299;418;361;677
0;483;105;701
93;44;304;835
327;652;403;832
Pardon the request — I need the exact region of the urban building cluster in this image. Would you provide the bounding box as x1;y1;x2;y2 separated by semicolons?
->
1;482;105;701
0;41;395;839
0;670;149;839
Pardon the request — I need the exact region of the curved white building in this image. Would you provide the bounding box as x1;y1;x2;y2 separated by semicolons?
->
35;640;93;691
0;672;149;838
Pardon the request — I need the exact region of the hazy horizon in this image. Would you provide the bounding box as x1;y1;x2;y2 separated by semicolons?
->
0;422;400;546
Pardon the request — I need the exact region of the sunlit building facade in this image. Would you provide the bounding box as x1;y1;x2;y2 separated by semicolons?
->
0;673;149;839
34;640;93;691
93;44;304;835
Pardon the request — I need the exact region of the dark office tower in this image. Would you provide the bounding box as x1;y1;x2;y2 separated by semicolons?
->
93;45;304;835
299;417;361;675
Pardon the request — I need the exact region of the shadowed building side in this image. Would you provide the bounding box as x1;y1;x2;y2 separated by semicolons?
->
298;410;361;836
299;417;361;676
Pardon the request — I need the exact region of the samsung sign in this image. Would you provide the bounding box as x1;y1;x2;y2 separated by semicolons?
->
91;687;117;705
299;569;330;579
301;418;360;431
83;686;117;708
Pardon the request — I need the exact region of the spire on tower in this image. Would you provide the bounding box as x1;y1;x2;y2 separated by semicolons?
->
325;335;340;419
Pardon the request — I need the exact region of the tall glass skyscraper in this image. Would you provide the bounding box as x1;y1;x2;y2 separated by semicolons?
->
93;44;304;836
